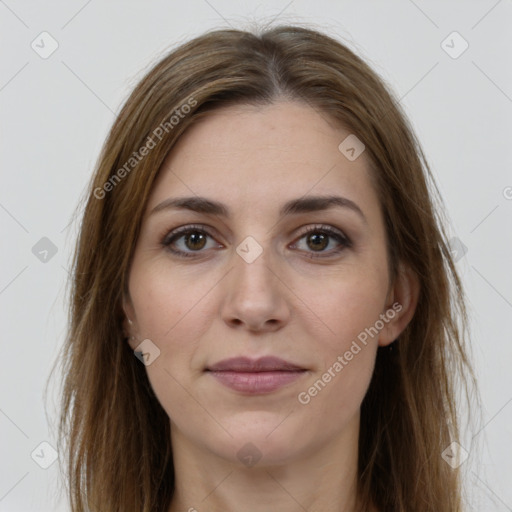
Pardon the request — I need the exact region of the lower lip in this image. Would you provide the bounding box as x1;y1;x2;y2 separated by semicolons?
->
207;370;306;394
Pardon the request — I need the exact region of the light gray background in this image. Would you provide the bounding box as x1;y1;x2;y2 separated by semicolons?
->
1;1;511;510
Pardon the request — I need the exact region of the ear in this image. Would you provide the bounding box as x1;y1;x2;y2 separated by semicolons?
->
122;294;138;350
378;262;420;347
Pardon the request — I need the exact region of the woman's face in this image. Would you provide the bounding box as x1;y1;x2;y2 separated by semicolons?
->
124;101;406;467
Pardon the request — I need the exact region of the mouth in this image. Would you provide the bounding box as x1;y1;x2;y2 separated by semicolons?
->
205;356;308;394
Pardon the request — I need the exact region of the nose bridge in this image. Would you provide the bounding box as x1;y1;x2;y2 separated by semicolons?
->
221;233;290;330
232;234;276;296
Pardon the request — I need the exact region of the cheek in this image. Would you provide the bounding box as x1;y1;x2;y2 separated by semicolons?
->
303;264;389;351
294;264;387;407
128;262;219;396
296;344;376;449
129;258;215;341
293;293;382;442
129;272;208;422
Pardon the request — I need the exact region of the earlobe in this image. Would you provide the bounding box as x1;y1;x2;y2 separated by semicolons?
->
122;304;132;337
122;318;138;350
122;295;138;348
378;263;420;347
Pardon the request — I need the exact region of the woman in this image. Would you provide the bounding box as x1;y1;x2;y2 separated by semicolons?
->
57;24;476;511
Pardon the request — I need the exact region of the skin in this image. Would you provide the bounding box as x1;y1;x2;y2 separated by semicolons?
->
123;101;419;512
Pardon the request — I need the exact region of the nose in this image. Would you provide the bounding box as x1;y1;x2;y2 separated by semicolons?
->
220;244;291;333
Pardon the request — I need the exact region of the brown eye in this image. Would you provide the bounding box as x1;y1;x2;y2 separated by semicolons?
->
184;232;207;251
306;232;329;251
162;225;220;258
292;225;351;258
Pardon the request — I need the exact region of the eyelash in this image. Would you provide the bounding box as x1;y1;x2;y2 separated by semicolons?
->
161;223;352;259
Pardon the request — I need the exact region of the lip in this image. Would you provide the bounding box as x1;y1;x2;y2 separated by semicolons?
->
205;356;307;394
207;356;305;372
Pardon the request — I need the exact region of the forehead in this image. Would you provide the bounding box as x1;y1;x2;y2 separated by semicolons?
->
147;101;376;214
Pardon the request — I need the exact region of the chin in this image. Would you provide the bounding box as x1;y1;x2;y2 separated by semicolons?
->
214;414;311;467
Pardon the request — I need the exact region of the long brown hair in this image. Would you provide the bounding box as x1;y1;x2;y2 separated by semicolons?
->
53;24;476;511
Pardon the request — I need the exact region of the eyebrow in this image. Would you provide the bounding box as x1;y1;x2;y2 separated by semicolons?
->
150;194;367;223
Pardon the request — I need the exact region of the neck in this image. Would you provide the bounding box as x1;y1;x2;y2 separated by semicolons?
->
168;418;365;512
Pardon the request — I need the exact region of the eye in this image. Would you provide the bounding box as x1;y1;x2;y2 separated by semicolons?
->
161;224;221;258
291;224;351;258
161;223;351;259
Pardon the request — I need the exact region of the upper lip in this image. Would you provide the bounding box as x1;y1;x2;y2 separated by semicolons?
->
206;356;306;372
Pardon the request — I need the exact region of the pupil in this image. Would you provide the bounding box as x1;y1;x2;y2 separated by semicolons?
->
308;233;327;251
186;232;206;250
